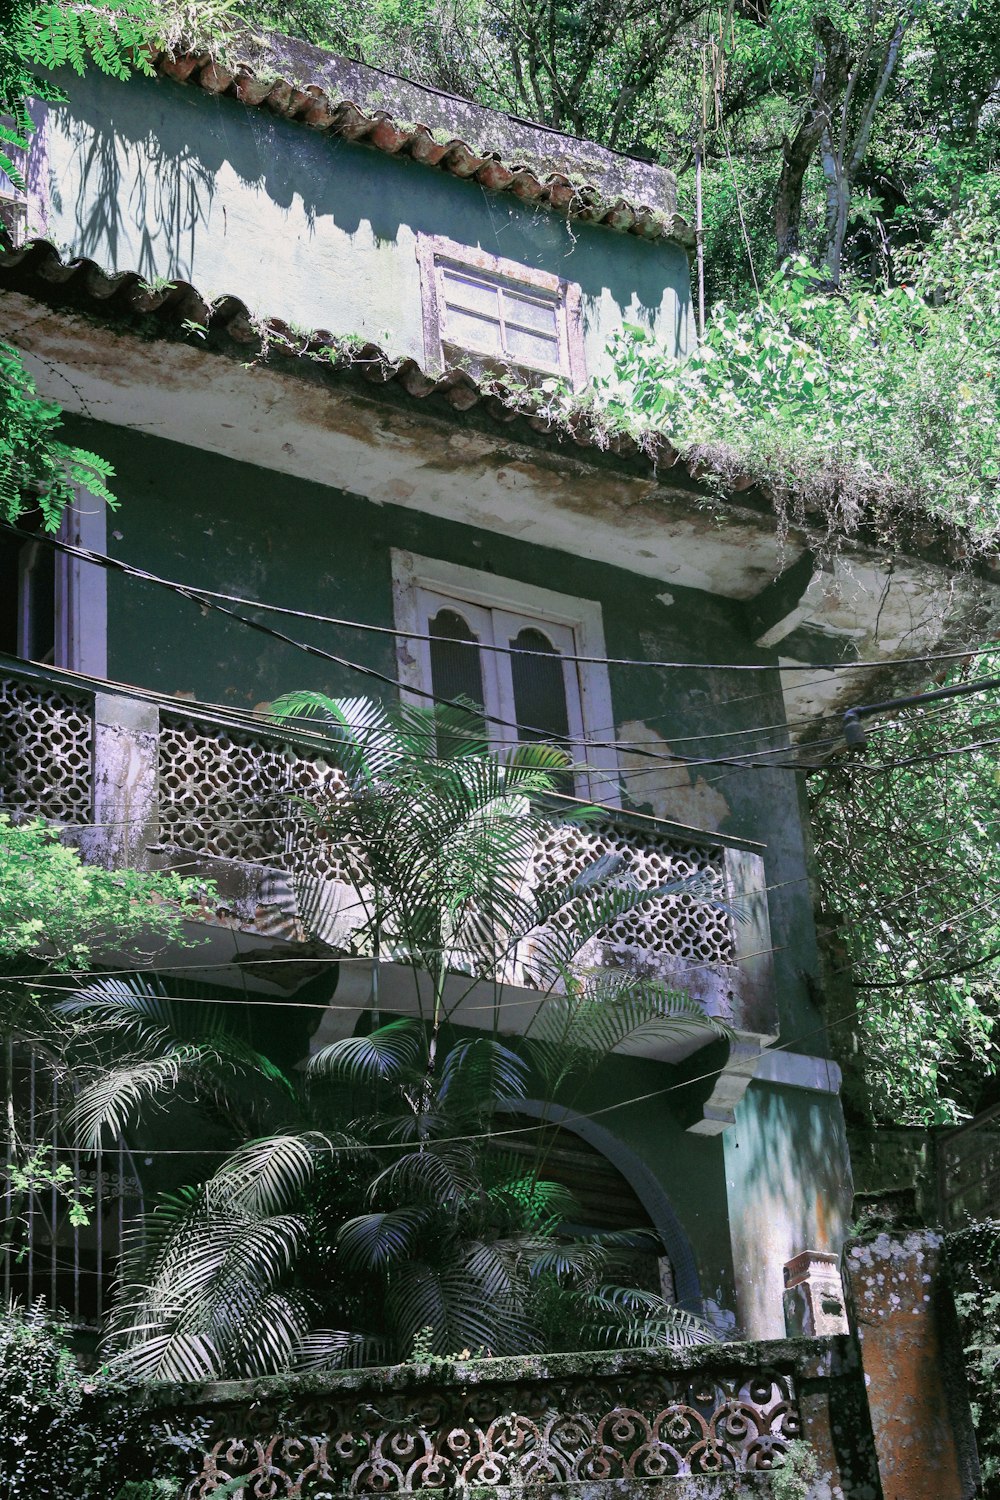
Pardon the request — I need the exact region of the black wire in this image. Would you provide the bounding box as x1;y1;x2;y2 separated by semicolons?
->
8;521;998;676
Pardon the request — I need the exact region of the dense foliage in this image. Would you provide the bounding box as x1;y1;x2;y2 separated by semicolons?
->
0;816;208;970
0;1300;182;1500
598;189;1000;546
947;1220;1000;1488
810;661;1000;1125
104;700;725;1378
0;817;215;1265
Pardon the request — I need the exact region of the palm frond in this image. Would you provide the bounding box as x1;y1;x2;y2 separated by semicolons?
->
67;1046;202;1148
578;1285;718;1349
207;1133;343;1215
486;1174;579;1230
387;1241;537;1357
293;1329;386;1371
436;1037;529;1114
107;1329;221;1382
337;1208;431;1270
269;694;398;786
224;1288;314;1378
367;1145;478;1207
308;1018;426;1082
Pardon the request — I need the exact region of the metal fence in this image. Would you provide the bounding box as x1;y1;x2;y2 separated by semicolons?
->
2;1043;142;1325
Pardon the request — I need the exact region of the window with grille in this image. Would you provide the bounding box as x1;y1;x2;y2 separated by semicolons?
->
392;552;620;804
417;235;586;388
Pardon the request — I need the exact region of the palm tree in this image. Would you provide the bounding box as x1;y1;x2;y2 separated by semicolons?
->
101;697;732;1379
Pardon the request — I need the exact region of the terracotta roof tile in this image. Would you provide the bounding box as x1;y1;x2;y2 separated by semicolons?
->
147;48;694;248
0;238;977;573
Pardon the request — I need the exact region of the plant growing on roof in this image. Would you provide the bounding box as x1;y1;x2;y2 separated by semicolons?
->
102;697;730;1379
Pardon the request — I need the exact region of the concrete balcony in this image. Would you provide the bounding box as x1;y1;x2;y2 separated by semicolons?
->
0;656;776;1105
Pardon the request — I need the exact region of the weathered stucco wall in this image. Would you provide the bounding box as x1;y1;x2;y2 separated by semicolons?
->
30;70;692;375
59;413;851;1335
725;1084;854;1341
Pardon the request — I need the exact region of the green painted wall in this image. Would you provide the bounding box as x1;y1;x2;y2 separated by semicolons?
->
66;415;824;1055
724;1081;854;1339
59;414;847;1332
33;70;693;376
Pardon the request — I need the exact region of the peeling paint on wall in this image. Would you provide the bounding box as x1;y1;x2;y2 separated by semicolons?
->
617;718;731;830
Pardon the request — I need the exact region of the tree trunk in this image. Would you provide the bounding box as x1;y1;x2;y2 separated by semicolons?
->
820;127;850;282
821;12;912;281
774;18;851;265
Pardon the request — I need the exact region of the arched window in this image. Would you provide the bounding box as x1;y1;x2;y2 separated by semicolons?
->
392;552;620;804
428;608;485;713
509;628;574;792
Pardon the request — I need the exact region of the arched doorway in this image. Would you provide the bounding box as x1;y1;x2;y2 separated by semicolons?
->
495;1100;703;1312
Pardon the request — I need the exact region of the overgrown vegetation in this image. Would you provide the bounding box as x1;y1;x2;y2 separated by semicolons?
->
810;657;1000;1126
0;1299;183;1500
102;698;725;1378
947;1220;1000;1488
0;816;215;1265
599;194;1000;549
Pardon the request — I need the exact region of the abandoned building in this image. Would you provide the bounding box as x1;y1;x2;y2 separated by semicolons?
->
0;30;994;1496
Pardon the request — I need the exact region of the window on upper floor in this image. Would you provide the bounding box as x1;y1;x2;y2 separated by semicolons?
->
392;551;619;804
0;502;107;675
416;234;586;389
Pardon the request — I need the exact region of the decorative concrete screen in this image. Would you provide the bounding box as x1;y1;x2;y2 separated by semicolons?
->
156;711;746;1003
0;670;93;822
525;821;733;982
0;662;774;1041
171;1349;803;1496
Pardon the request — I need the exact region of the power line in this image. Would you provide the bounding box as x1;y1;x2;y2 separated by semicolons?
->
9;522;998;677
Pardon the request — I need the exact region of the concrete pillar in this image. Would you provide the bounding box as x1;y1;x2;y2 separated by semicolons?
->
842;1229;981;1500
87;692;160;869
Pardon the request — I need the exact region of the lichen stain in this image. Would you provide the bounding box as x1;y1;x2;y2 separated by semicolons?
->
617;719;731;830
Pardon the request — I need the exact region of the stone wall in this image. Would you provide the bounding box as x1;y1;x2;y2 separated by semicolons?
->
141;1339;874;1499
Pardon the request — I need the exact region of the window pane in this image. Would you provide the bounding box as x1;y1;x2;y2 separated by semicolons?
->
442;304;503;358
430;609;487;756
24;544;56;664
441;266;501;317
510;628;573;789
504;325;562;371
500;287;559;335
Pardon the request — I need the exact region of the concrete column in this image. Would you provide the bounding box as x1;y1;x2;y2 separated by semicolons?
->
842;1229;981;1500
88;692;160;869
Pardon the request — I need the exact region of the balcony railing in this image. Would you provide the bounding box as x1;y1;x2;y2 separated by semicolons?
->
143;1342;836;1495
0;655;776;1046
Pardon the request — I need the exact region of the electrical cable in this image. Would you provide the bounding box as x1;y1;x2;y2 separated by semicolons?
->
10;994;887;1159
7;521;998;677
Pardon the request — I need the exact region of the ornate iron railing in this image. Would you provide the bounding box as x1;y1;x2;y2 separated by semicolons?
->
160;1346;806;1496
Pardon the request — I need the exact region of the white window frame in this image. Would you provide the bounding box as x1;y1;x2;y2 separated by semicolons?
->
416;232;587;390
391;550;620;805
